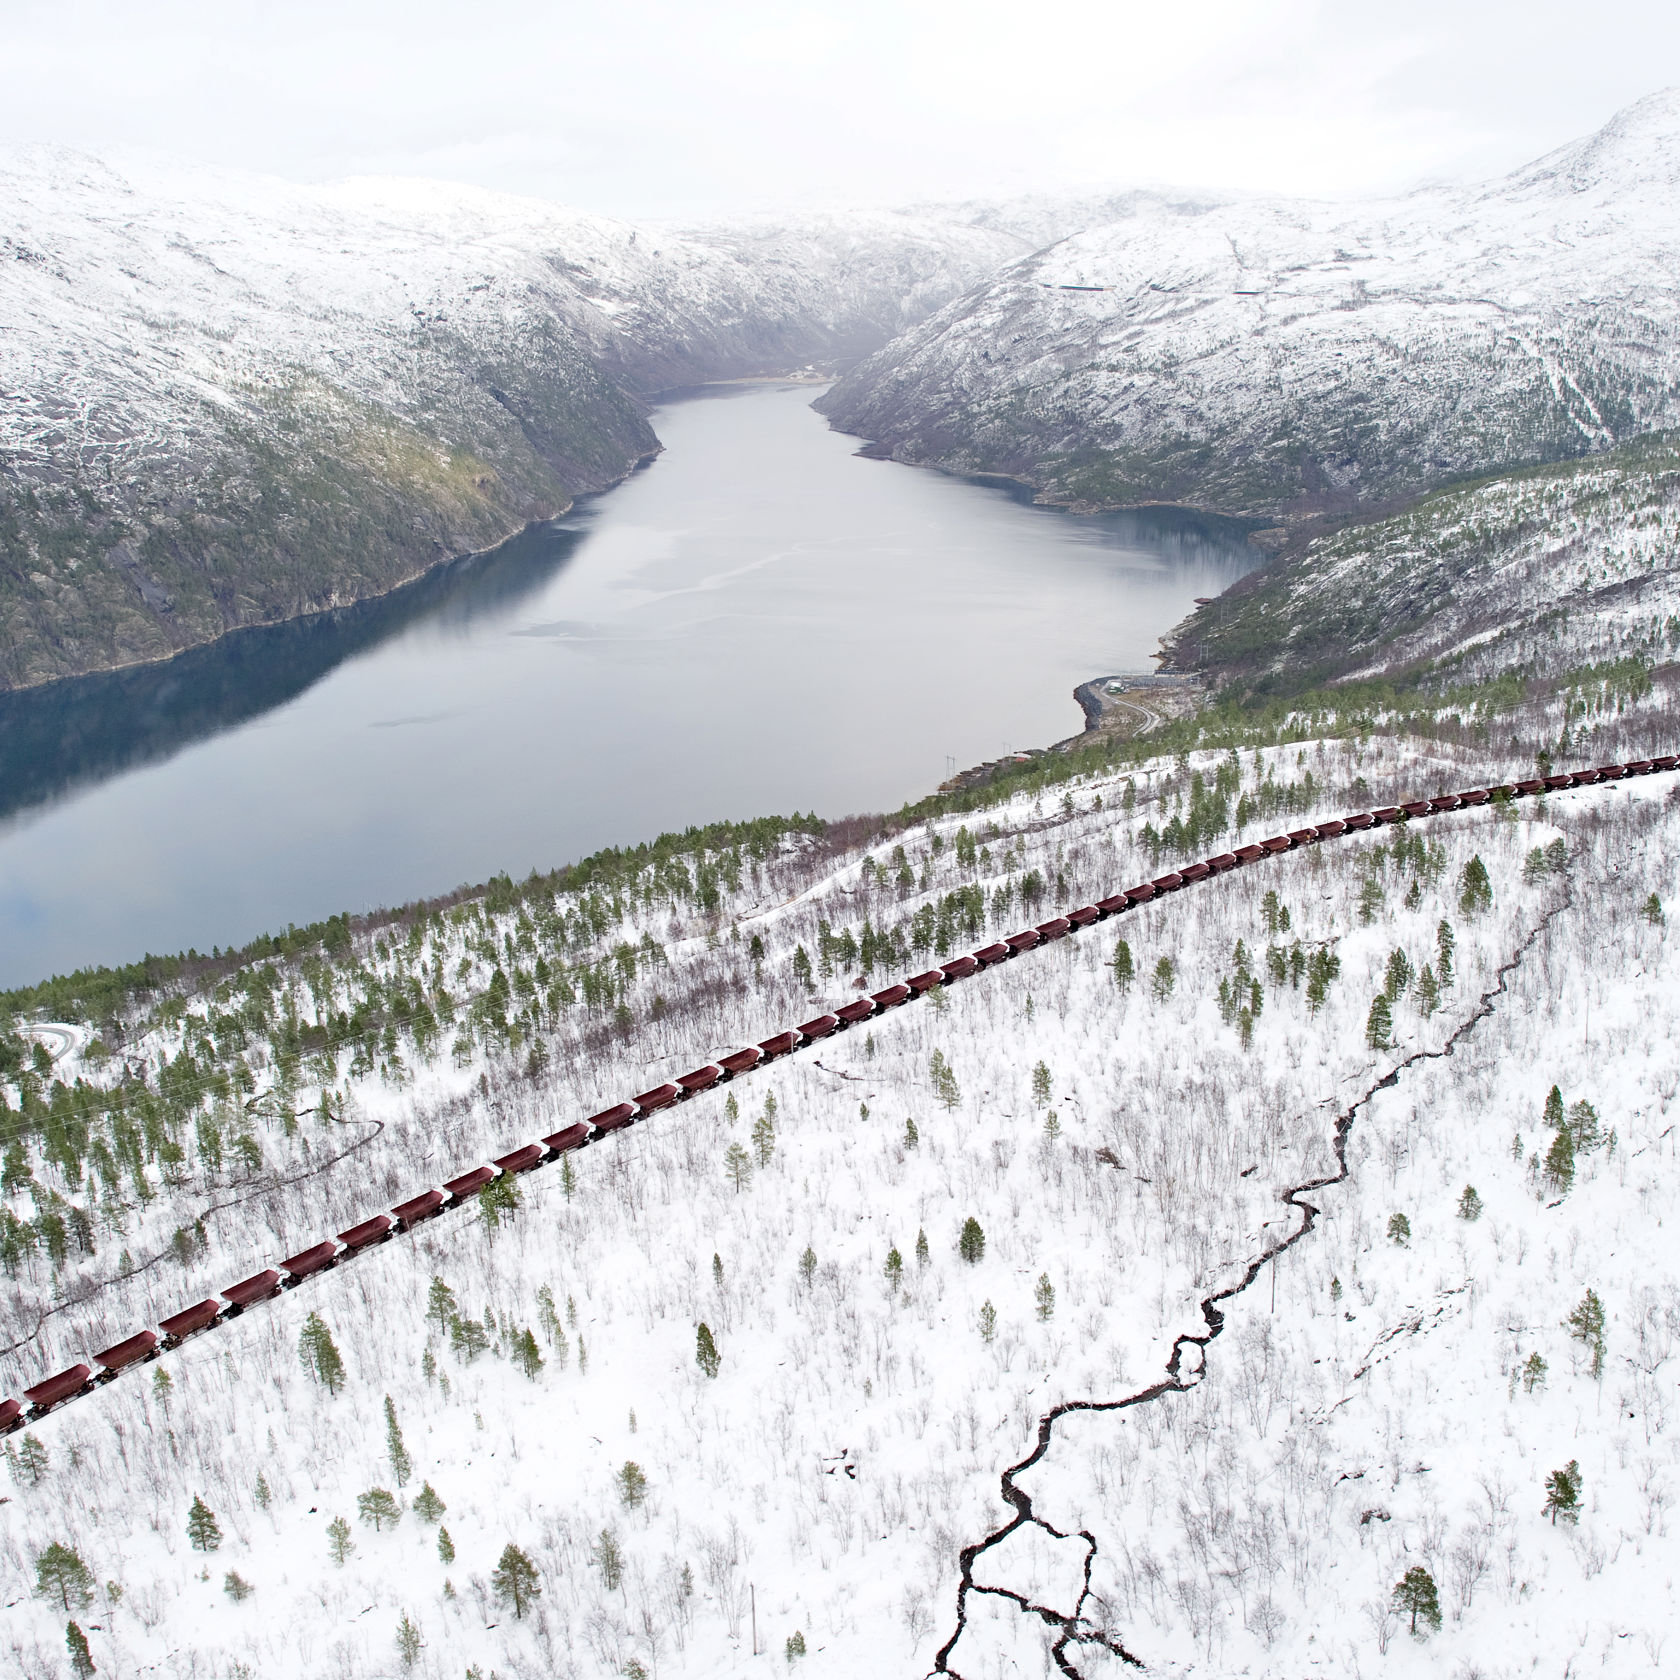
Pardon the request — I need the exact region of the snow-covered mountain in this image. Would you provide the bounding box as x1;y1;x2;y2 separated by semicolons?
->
0;149;1023;690
820;91;1680;521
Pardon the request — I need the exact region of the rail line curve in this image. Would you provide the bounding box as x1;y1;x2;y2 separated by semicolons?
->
3;757;1670;1435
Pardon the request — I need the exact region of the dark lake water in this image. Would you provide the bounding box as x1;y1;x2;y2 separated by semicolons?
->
0;384;1260;987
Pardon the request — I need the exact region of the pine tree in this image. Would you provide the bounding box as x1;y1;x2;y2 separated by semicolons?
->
223;1571;254;1602
152;1366;173;1414
436;1527;455;1565
786;1629;808;1663
358;1488;402;1531
384;1396;412;1487
1543;1084;1565;1130
1358;876;1385;925
722;1139;754;1191
512;1328;544;1378
327;1516;355;1566
959;1216;986;1264
1387;1212;1411;1245
396;1612;423;1669
1261;889;1281;934
66;1619;96;1678
1391;1565;1441;1634
449;1314;489;1362
751;1110;776;1167
616;1461;649;1509
791;945;813;990
491;1543;541;1618
1436;919;1454;984
299;1312;346;1394
413;1482;446;1523
1544;1125;1576;1193
696;1322;722;1379
1459;855;1493;916
426;1276;457;1330
904;1117;918;1148
1644;891;1665;926
35;1542;94;1610
1521;1352;1548;1393
978;1300;997;1344
593;1528;624;1591
1566;1288;1606;1377
798;1245;817;1286
1456;1185;1483;1221
1383;948;1412;1000
1415;963;1440;1017
1329;1275;1342;1304
254;1472;272;1511
884;1246;904;1288
915;1228;930;1268
537;1284;562;1345
18;1431;49;1484
1366;994;1393;1050
1150;956;1176;1001
1111;939;1134;991
1035;1274;1056;1322
186;1495;222;1552
1568;1099;1602;1152
1543;1460;1582;1524
929;1050;960;1110
1031;1062;1052;1107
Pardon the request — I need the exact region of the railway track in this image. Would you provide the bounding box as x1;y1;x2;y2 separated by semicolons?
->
4;756;1672;1432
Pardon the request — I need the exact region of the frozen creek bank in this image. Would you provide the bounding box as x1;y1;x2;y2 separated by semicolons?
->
3;725;1680;1677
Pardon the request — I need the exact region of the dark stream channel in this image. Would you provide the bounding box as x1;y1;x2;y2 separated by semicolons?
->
0;384;1259;987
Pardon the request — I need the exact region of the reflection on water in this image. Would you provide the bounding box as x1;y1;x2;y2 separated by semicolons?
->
0;385;1259;987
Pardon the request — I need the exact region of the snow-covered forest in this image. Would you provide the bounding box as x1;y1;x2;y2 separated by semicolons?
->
3;651;1678;1677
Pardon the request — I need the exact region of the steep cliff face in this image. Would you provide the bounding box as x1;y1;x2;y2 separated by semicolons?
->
0;153;1023;689
818;92;1680;520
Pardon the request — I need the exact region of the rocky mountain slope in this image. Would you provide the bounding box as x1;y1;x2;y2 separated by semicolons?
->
0;151;1022;690
820;91;1680;521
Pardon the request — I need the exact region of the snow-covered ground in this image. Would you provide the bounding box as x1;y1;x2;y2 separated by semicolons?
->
4;705;1679;1676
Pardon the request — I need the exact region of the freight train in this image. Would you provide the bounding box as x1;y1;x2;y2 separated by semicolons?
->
4;757;1672;1430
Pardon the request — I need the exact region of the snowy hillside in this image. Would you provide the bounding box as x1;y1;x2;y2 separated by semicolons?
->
3;653;1679;1675
820;91;1680;521
0;149;1022;690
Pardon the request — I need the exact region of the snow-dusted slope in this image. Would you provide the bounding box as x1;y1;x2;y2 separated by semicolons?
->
821;91;1680;519
0;150;1023;690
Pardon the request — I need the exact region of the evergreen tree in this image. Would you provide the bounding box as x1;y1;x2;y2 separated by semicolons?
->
384;1395;412;1487
1456;1185;1483;1221
537;1284;563;1346
35;1542;94;1610
1330;1276;1342;1304
1150;956;1176;1001
915;1228;930;1268
959;1216;986;1264
798;1245;817;1287
884;1246;904;1288
1035;1273;1056;1322
1358;876;1385;925
186;1495;222;1553
491;1543;541;1618
1543;1084;1565;1130
904;1117;918;1148
1566;1289;1606;1377
298;1312;346;1394
327;1516;355;1566
1111;939;1134;991
929;1050;961;1110
1644;891;1665;926
358;1489;402;1531
786;1629;808;1663
1387;1212;1410;1245
512;1328;544;1378
254;1473;273;1511
751;1109;776;1167
1383;948;1412;1000
1031;1062;1052;1107
1544;1125;1576;1193
436;1527;456;1565
978;1300;997;1344
791;945;813;990
426;1276;458;1330
1458;855;1493;916
18;1432;49;1484
696;1322;722;1379
593;1528;624;1591
449;1313;489;1363
1568;1099;1602;1152
1521;1352;1548;1393
396;1612;423;1669
223;1571;254;1602
1543;1460;1582;1524
714;1251;726;1289
66;1619;96;1678
1436;919;1455;984
1366;994;1393;1050
616;1461;648;1509
1391;1565;1442;1634
1261;889;1281;934
1415;963;1440;1017
412;1482;447;1524
151;1367;173;1415
723;1141;753;1192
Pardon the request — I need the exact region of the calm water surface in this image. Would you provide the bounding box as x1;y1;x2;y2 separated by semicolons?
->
0;385;1259;986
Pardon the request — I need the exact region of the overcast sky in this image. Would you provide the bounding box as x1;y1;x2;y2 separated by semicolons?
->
3;0;1676;217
